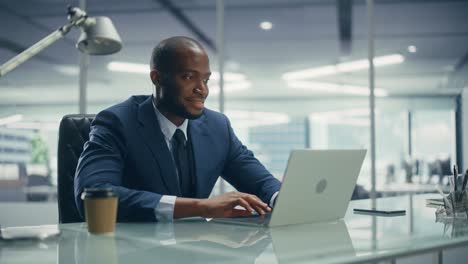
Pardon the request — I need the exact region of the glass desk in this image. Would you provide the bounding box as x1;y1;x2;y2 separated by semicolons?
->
1;194;467;264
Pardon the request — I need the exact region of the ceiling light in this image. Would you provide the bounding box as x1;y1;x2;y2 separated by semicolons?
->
0;114;23;126
210;72;246;82
373;54;405;66
407;45;417;53
107;61;250;93
107;61;148;73
287;81;388;97
54;65;79;76
108;61;247;81
259;21;273;30
282;54;405;80
210;81;251;94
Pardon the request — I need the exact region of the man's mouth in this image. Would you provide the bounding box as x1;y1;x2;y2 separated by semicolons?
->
186;99;204;103
186;98;205;109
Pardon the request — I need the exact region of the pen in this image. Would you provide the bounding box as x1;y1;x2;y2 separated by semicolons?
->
456;169;467;202
462;169;468;193
453;165;458;192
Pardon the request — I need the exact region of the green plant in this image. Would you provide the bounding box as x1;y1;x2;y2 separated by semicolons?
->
30;134;49;164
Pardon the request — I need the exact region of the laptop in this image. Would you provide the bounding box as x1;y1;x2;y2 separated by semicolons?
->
212;149;366;227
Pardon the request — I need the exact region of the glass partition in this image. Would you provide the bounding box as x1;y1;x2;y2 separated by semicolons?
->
0;1;464;206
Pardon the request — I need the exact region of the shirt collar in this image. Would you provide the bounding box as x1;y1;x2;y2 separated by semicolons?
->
152;100;188;142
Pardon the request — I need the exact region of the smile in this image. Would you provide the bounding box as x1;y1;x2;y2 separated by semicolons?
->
186;99;204;108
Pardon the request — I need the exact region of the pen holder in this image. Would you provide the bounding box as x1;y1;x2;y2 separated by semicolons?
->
435;175;468;220
438;219;468;238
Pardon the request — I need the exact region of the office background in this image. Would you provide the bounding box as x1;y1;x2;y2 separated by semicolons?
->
0;0;467;221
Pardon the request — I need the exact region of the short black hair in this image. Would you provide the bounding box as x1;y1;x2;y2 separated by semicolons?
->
150;36;204;72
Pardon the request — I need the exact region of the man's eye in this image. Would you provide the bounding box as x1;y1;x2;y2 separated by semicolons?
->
183;74;193;80
203;79;209;84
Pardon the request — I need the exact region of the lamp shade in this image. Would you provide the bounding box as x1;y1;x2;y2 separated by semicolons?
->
77;17;122;55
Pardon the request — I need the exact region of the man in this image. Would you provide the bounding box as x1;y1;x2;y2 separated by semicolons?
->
74;36;281;222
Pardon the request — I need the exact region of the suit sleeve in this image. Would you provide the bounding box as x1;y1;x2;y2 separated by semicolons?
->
220;116;281;204
74;110;161;222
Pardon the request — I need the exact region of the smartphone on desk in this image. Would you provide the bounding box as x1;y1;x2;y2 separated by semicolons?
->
353;208;406;217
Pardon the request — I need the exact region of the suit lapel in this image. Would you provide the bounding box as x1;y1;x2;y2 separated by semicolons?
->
188;113;210;198
136;96;181;196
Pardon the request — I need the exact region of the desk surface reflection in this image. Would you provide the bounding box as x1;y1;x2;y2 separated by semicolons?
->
2;194;468;264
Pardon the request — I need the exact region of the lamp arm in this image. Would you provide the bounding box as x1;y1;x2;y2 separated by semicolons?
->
0;6;120;77
0;22;76;77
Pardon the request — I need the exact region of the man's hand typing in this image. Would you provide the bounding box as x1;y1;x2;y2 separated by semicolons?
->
174;192;271;219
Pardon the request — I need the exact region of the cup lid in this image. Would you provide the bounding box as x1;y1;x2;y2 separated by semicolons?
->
81;187;117;200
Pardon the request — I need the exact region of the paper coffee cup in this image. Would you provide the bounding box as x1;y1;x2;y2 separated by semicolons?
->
81;188;118;234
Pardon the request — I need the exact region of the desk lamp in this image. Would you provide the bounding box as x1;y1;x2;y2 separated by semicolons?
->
0;6;122;77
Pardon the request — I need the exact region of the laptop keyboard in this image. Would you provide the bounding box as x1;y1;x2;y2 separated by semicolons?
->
213;213;271;226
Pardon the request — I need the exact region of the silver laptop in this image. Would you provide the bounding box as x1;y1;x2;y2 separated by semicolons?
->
212;149;366;227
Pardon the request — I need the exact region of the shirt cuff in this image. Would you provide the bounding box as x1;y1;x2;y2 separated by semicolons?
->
155;195;177;222
269;191;279;208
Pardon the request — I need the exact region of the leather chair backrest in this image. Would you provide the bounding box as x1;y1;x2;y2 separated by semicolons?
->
57;114;95;223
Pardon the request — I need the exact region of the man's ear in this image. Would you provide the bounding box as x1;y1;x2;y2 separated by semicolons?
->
150;70;159;85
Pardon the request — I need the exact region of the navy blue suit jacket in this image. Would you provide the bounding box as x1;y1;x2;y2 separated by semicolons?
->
74;95;281;222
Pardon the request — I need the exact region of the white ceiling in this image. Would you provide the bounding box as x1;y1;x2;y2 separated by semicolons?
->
0;0;467;106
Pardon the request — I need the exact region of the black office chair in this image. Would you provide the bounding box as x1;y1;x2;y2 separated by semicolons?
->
57;114;95;223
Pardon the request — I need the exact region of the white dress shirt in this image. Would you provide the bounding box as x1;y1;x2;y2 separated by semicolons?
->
153;104;187;222
152;103;278;222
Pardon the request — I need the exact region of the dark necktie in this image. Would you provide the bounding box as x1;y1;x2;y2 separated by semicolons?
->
172;129;191;196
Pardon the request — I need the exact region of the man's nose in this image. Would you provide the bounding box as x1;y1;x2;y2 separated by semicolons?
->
194;80;208;95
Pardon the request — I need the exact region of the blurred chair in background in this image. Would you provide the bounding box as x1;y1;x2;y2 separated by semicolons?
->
0;162;27;201
25;174;53;202
427;157;451;184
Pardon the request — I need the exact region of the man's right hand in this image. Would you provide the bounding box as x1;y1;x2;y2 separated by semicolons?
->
174;192;271;219
199;191;271;218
